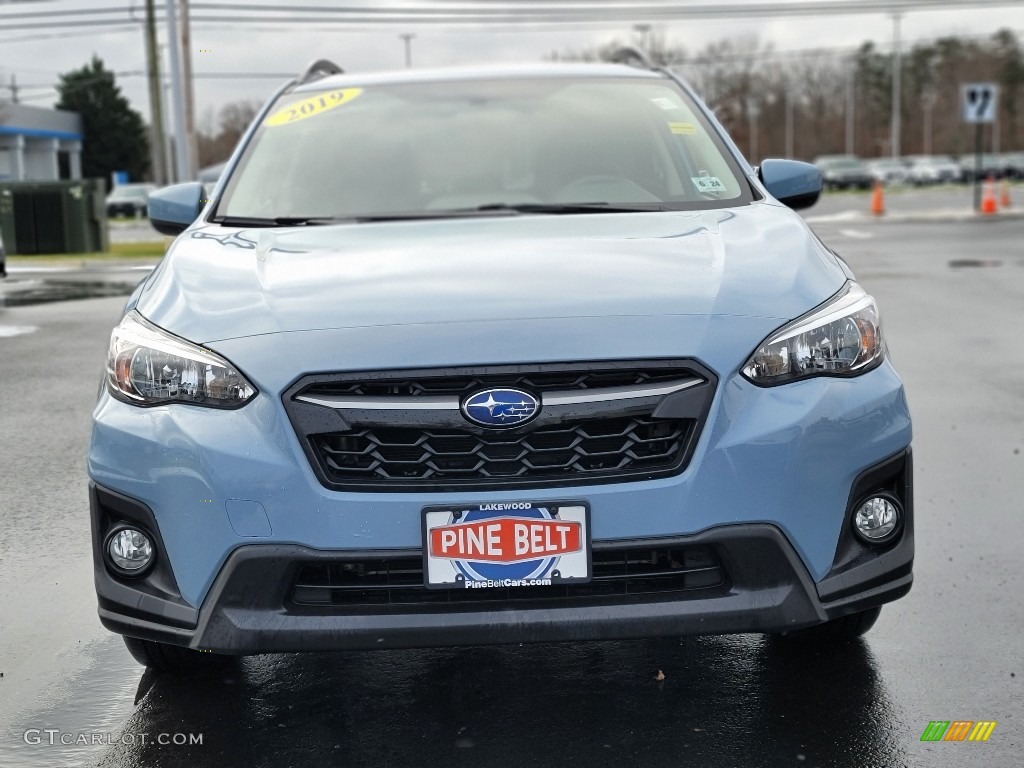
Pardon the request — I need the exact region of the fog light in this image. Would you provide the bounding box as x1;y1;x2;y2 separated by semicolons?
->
853;496;901;543
107;527;153;573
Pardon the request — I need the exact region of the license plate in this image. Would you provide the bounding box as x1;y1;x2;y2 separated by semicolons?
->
422;501;591;590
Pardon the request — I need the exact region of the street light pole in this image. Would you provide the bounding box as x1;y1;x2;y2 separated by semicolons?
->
891;12;902;160
921;88;936;155
633;23;651;54
399;33;415;68
785;88;794;159
180;0;198;179
747;99;760;163
165;0;188;184
845;62;855;155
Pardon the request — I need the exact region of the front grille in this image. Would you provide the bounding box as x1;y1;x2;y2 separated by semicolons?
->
290;545;727;609
284;361;716;492
312;416;691;484
301;368;689;399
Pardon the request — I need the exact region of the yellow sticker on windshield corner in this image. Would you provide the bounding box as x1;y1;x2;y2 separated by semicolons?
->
264;88;363;127
669;122;697;135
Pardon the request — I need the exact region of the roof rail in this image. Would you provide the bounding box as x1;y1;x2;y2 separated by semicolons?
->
606;45;656;70
298;59;344;85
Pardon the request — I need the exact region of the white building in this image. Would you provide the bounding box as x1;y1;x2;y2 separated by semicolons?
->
0;103;83;181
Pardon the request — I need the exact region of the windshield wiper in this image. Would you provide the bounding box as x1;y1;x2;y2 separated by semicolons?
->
213;203;666;227
353;202;665;223
474;202;665;214
208;215;341;227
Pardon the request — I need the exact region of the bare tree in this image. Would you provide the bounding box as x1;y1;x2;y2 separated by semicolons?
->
197;99;261;168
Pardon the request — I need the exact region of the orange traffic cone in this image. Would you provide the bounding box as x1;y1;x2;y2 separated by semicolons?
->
999;178;1012;209
870;181;885;216
981;176;998;215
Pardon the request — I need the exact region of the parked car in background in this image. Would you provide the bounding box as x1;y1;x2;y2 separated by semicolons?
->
813;155;874;190
866;158;910;186
106;183;157;218
957;154;1002;183
996;152;1024;180
905;155;962;185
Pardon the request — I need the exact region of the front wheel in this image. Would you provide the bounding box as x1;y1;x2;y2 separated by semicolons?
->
123;636;236;673
773;606;882;643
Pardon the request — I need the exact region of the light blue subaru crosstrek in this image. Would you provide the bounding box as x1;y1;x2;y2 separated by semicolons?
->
88;52;913;672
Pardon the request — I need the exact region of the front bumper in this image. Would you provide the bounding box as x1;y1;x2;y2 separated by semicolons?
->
92;447;913;653
95;522;913;653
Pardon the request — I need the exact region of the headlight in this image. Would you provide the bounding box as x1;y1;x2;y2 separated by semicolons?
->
107;311;257;407
741;281;884;385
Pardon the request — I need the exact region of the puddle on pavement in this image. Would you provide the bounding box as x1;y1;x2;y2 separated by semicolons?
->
948;259;1003;269
0;280;136;307
0;635;140;768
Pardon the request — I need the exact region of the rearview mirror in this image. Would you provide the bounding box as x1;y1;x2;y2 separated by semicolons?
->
148;182;205;236
758;159;822;210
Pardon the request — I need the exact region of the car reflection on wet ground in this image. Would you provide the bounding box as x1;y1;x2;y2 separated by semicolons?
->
100;636;900;768
0;263;152;308
0;279;138;307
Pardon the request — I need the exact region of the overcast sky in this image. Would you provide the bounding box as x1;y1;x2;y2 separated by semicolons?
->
2;0;1024;129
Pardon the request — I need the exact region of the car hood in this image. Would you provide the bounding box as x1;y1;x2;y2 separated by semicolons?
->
137;202;844;348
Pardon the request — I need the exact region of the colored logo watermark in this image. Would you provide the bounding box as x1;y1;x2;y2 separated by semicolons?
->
920;721;997;742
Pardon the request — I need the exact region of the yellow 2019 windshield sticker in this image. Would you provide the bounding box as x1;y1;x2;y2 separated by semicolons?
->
264;88;364;127
669;122;697;135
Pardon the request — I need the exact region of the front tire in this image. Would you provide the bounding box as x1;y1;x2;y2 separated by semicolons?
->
774;606;882;643
123;636;236;673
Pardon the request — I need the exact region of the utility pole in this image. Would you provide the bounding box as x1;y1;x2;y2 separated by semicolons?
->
890;13;902;160
747;98;759;163
144;0;166;186
180;0;198;179
165;0;188;184
399;33;415;68
845;62;855;155
162;77;175;184
633;23;652;54
921;88;935;155
785;87;795;159
8;74;18;103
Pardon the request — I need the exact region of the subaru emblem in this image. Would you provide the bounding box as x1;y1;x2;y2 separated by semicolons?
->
461;388;540;428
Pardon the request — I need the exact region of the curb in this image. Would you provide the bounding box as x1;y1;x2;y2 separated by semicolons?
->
804;208;1024;225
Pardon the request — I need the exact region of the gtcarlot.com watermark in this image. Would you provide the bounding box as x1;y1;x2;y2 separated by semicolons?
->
24;729;203;746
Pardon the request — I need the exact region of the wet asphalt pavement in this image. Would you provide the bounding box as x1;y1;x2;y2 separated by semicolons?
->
0;213;1022;768
0;265;153;308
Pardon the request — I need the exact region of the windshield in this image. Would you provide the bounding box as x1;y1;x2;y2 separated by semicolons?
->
216;76;751;220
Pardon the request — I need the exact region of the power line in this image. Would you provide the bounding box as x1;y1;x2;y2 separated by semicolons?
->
0;5;158;20
1;0;1022;30
185;0;1024;17
0;19;141;30
0;26;141;44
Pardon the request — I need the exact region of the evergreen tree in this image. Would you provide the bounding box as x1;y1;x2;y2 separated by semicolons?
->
55;56;150;187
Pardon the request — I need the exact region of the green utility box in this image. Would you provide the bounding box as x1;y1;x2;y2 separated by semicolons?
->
0;179;108;255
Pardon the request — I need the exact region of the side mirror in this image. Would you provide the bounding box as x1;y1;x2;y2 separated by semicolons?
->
758;159;822;210
148;182;205;236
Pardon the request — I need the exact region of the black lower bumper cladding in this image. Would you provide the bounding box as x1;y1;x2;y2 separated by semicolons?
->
91;449;913;653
